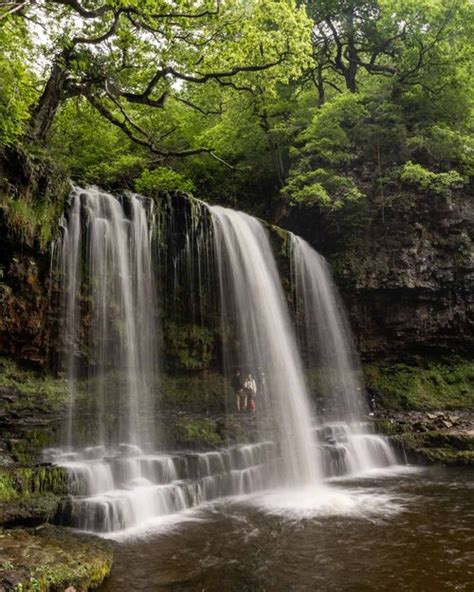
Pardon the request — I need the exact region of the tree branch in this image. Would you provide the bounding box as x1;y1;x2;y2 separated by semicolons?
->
0;0;32;21
49;0;113;19
71;9;123;45
173;96;222;116
86;94;216;158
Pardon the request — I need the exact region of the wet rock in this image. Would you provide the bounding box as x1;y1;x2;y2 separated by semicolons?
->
0;496;60;527
441;420;453;429
327;191;474;359
0;525;114;592
374;410;474;466
0;466;68;527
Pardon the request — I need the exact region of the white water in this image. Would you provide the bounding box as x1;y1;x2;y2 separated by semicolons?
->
56;186;158;450
291;235;397;473
46;442;277;534
208;206;321;486
51;191;400;536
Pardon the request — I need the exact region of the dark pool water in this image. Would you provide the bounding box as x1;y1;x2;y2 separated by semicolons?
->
100;467;474;592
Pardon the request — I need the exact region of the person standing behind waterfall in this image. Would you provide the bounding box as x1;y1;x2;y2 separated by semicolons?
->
231;369;246;412
245;373;257;412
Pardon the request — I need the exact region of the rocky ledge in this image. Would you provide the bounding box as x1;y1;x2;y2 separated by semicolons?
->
374;410;474;466
0;525;113;592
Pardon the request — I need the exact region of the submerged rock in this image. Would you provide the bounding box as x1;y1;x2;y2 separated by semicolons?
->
0;525;113;591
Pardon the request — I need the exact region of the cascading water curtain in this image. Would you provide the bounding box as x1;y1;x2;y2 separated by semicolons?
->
54;186;159;451
290;234;366;423
290;234;398;473
207;205;322;487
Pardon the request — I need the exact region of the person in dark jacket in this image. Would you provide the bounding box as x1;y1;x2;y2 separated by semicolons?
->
231;369;246;412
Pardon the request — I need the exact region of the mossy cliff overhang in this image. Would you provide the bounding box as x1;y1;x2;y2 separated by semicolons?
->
0;145;70;253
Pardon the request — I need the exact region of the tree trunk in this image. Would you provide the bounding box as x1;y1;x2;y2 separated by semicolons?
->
27;58;69;142
314;66;326;107
345;9;358;93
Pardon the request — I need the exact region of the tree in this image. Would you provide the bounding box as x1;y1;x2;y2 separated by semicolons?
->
302;0;472;100
0;13;37;147
9;0;311;162
303;0;400;95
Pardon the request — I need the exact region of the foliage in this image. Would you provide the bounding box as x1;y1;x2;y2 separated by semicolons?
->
164;322;217;371
0;356;68;412
0;194;61;249
175;418;223;448
0;17;37;147
399;162;466;195
0;0;471;216
135;167;195;195
48;99;146;188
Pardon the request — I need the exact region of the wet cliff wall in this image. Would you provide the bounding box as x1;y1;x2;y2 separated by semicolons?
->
0;148;70;368
282;190;473;361
1;179;472;410
0;170;472;487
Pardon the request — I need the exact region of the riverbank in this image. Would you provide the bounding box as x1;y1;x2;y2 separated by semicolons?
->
374;410;474;466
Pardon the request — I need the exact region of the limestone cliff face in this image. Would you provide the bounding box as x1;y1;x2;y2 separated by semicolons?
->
0;226;53;367
283;190;473;360
0;147;67;367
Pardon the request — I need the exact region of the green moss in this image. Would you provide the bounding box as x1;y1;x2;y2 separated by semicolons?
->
0;195;62;251
0;526;113;591
0;356;68;413
0;467;68;503
164;322;218;371
268;223;291;258
392;431;474;467
161;371;228;414
364;360;474;411
373;419;399;435
0;473;18;501
174;418;223;449
0;146;69;252
417;447;474;466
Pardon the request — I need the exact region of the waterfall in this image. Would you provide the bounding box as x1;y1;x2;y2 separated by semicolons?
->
49;189;399;536
290;235;397;472
46;442;277;534
207;206;321;486
55;186;158;450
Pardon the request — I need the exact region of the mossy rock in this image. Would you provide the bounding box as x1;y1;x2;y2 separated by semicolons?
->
161;371;229;414
0;357;69;414
173;418;224;449
0;525;113;591
161;413;259;450
391;431;474;467
0;495;60;527
416;447;474;466
0;466;68;501
0;466;68;526
163;322;219;371
364;359;474;411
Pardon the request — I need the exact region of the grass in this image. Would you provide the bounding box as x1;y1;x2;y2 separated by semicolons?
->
0;356;68;413
364;359;474;411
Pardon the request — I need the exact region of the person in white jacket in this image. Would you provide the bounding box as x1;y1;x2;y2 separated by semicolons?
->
244;373;257;412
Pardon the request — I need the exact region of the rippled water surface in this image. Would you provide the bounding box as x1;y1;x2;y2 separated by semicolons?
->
100;467;474;592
